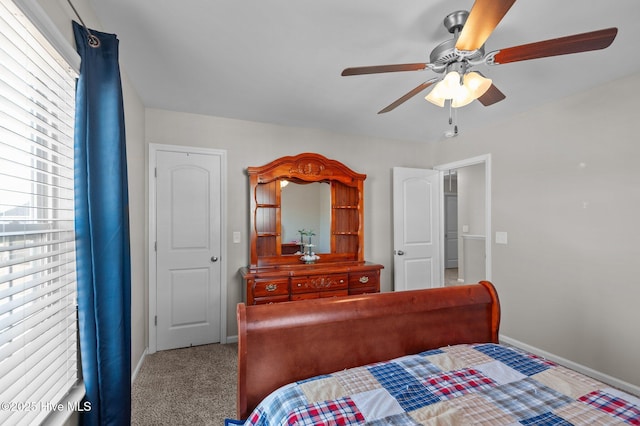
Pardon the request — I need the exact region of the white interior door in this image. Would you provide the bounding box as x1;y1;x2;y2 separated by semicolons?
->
393;167;442;291
155;150;222;351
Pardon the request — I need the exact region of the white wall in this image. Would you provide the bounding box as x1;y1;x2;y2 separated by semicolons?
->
430;72;640;389
456;163;485;280
457;163;485;237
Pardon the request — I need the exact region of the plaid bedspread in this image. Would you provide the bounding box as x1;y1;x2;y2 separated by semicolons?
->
244;343;640;425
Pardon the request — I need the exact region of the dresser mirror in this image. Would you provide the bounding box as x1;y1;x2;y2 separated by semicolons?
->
246;152;366;268
242;153;383;305
281;181;331;254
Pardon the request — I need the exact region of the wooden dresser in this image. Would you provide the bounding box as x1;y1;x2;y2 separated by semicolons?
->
241;262;382;305
241;153;383;305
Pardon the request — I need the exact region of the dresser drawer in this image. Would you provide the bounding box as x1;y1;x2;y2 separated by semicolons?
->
291;292;318;301
349;287;376;296
253;295;290;305
320;289;349;298
242;263;383;305
291;274;348;294
252;279;289;297
291;289;348;301
348;270;380;289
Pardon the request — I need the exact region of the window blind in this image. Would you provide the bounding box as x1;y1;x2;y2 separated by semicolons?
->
0;1;79;424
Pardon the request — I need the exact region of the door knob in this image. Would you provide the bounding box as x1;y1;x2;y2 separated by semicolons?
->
211;256;219;262
396;250;405;256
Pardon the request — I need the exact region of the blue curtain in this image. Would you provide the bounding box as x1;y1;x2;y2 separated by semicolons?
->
73;22;131;426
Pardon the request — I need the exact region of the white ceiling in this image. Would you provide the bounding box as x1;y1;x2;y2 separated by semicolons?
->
88;0;640;143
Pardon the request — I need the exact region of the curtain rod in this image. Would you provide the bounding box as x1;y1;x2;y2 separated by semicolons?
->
66;0;100;47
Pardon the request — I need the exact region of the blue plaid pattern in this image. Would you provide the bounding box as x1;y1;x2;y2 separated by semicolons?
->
368;362;440;411
246;385;307;426
482;377;573;421
367;413;422;425
474;343;550;376
418;348;445;357
368;362;422;395
395;355;441;380
520;412;573;425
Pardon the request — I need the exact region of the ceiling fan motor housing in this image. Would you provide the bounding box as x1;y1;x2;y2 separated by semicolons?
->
430;10;484;71
430;38;484;70
443;10;469;34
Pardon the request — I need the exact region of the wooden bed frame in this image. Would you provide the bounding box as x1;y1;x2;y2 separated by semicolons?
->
236;281;500;419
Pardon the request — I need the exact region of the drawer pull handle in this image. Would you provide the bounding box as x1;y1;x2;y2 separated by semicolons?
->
359;276;369;284
265;283;278;292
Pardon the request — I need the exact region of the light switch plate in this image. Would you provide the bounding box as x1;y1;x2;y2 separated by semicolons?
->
233;231;241;243
495;231;508;245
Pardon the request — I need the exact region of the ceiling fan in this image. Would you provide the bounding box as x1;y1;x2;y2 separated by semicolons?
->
342;0;617;118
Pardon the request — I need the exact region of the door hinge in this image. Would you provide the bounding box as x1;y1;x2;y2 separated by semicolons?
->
154;241;157;252
154;315;157;326
154;167;157;178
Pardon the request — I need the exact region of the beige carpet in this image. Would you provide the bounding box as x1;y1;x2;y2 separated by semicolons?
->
132;343;237;425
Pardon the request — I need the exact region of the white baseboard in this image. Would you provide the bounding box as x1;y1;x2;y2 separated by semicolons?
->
225;334;238;344
500;335;640;397
131;348;148;384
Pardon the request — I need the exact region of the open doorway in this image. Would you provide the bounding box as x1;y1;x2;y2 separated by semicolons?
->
443;172;459;284
435;155;491;285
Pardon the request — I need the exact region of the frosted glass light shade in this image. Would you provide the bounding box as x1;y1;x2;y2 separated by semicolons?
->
425;71;492;108
424;87;447;107
425;71;461;107
464;72;492;100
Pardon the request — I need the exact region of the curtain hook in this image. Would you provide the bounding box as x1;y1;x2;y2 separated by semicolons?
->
87;34;101;48
67;0;101;48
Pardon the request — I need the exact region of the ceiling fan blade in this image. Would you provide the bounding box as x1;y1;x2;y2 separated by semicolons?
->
477;84;506;106
342;63;429;76
378;79;438;114
491;27;617;64
455;0;516;52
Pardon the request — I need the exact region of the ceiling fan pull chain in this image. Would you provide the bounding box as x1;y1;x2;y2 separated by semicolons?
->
453;105;459;136
444;101;459;138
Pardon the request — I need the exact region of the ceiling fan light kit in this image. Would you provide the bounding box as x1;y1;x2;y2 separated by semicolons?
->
341;0;618;135
425;68;492;108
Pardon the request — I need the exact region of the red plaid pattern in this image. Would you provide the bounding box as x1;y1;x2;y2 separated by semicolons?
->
247;410;261;424
579;390;640;425
425;368;496;398
525;352;557;367
286;398;365;425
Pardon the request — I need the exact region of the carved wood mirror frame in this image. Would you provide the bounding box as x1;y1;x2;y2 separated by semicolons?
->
247;153;366;268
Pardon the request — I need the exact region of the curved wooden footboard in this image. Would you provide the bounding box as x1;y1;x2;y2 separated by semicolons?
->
236;281;500;419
